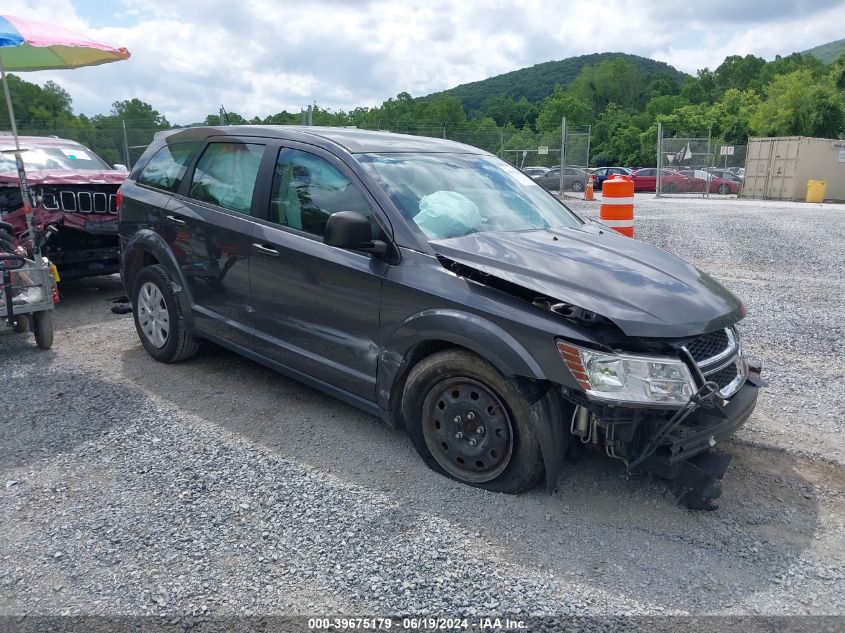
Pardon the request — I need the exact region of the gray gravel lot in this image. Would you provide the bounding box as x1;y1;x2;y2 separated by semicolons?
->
1;196;843;619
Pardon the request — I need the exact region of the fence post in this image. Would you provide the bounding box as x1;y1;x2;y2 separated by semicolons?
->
499;128;504;158
585;124;592;169
559;117;567;195
704;130;712;198
121;119;130;168
656;121;663;198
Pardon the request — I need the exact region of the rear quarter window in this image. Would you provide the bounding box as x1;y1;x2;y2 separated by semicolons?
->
136;142;200;192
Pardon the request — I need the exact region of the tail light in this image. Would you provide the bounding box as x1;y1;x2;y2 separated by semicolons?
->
116;187;123;214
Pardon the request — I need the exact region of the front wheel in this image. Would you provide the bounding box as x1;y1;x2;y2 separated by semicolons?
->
132;264;199;363
571;180;584;192
664;182;677;193
32;310;53;350
402;350;545;493
717;184;730;195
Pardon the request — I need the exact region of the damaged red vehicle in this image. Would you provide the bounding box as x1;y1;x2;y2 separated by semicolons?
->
0;135;127;279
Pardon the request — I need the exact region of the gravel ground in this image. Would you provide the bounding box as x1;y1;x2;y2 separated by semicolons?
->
1;196;844;620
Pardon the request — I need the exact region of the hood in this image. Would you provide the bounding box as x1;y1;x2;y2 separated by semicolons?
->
0;170;127;186
430;224;745;338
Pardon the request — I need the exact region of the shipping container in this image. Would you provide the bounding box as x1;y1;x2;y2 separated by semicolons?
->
742;136;845;202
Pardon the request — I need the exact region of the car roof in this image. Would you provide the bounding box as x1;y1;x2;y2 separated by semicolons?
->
158;125;490;155
0;134;90;150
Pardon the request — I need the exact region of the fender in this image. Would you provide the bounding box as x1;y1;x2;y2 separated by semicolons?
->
121;229;194;324
378;308;546;413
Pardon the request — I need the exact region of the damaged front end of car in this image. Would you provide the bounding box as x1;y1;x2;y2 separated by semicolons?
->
0;171;124;279
432;227;763;510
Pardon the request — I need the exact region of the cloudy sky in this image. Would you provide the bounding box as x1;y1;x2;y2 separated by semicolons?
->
5;0;845;124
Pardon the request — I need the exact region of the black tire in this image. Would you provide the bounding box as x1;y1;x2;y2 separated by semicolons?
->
571;180;584;192
717;184;729;195
132;264;199;363
32;310;53;350
664;182;676;193
402;350;545;494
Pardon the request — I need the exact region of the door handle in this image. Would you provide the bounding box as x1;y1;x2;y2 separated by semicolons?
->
252;243;280;257
165;214;186;226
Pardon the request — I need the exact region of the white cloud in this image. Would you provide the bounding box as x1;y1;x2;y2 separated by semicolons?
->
3;0;844;124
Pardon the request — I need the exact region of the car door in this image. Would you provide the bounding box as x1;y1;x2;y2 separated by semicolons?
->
248;142;388;401
165;137;268;349
539;168;560;190
633;168;654;191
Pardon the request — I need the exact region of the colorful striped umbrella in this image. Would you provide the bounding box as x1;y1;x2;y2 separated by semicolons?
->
0;14;130;250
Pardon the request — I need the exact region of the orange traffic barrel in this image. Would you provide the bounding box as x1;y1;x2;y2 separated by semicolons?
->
600;175;634;237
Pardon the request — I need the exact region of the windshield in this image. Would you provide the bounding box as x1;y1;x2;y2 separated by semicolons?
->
0;144;111;174
358;152;582;241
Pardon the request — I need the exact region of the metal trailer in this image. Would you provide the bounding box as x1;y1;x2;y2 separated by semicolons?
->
742;136;845;202
0;254;55;349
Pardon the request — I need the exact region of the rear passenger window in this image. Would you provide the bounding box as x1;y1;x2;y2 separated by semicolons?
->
137;142;199;192
269;148;370;237
189;142;264;215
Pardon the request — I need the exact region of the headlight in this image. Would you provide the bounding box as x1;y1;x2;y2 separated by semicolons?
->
557;341;695;406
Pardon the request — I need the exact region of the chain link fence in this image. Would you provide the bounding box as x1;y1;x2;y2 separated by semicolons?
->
656;124;747;197
0;122;161;170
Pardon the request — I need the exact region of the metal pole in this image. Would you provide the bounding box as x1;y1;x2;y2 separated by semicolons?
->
0;53;37;255
121;119;130;168
499;128;504;158
704;130;711;198
559;117;566;196
0;56;20;151
585;124;592;169
656;122;663;198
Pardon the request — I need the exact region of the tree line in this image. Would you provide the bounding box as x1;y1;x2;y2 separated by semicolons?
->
2;50;843;168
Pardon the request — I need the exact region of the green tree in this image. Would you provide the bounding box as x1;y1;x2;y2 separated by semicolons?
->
569;59;648;115
750;69;843;137
535;87;591;131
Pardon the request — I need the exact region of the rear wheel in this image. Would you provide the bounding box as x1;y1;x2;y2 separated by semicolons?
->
132;265;199;363
664;182;677;193
571;180;584;192
402;350;544;493
717;184;730;195
32;310;53;350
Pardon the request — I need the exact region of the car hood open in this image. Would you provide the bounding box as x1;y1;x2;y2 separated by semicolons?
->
430;224;745;338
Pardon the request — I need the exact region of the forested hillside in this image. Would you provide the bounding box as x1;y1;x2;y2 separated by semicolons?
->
2;44;843;168
803;38;845;64
421;52;687;112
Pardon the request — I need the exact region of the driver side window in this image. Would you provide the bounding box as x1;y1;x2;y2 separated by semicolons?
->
270;148;370;237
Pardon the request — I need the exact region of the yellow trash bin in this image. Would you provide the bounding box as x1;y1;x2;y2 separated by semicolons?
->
806;180;827;203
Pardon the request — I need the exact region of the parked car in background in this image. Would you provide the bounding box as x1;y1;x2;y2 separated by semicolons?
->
118;126;760;510
537;166;588;192
630;168;690;193
521;166;549;180
678;169;741;195
591;166;632;189
0;135;127;279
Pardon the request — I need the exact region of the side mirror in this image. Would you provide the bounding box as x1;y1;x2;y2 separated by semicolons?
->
324;211;387;255
113;163;129;172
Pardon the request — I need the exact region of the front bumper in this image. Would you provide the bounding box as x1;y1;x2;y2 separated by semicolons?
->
638;371;761;478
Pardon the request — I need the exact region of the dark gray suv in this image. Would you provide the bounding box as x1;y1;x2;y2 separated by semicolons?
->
119;126;761;509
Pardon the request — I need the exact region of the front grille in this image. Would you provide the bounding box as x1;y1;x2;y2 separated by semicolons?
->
42;190;118;214
706;363;739;392
686;329;730;363
683;327;744;398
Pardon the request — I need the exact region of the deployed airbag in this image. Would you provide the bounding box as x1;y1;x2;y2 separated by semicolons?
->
414;191;481;239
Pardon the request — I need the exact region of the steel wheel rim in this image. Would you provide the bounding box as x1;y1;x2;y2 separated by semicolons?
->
137;281;170;349
421;377;514;483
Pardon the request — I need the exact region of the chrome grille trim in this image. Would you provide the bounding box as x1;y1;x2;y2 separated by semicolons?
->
77;191;92;213
41;190;118;214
